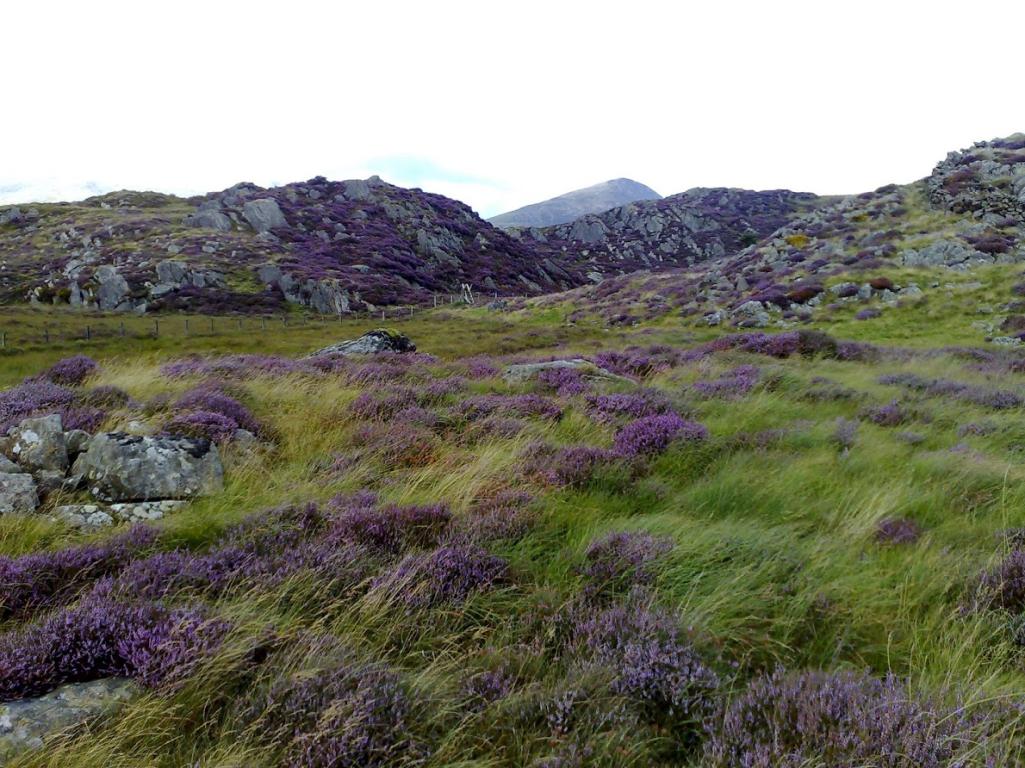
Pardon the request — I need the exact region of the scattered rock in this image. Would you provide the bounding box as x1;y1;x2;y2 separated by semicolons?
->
0;455;21;474
732;300;771;328
109;499;187;523
307;329;416;357
0;473;39;514
53;504;113;529
0;678;140;761
72;433;223;502
65;430;92;458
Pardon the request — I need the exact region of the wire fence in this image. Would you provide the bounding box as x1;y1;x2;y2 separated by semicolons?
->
0;305;433;352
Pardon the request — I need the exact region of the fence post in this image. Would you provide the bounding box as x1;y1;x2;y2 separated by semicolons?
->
85;325;91;341
237;318;243;331
185;318;190;335
45;328;50;343
154;320;159;337
1;331;5;349
120;321;125;338
209;318;214;334
261;317;267;331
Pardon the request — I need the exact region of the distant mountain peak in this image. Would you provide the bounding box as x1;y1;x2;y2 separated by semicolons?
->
489;178;661;228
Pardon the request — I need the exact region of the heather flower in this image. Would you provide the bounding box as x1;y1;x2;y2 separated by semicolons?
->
176;382;262;434
352;422;438;467
461;356;500;379
693;365;760;398
855;307;882;320
613;413;707;458
371;544;508;608
0;525;160;620
875;517;922;545
0;380;76;433
862;400;908;427
536;367;590;396
575;602;718;726
161;410;239;443
703;668;996;767
977;549;1025;614
41;355;98;386
585;389;671;422
580;531;673;596
326;502;451;553
254;653;426;768
458;394;563;421
833;417;859;451
522;443;615;487
462;667;516;708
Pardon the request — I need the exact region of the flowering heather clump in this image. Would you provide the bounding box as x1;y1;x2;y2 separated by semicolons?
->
591;347;681;378
977;549;1025;614
958;420;998;437
694;365;760;398
392;405;443;430
0;380;75;432
576;602;718;727
455;491;535;543
536;367;590;396
522;443;615;487
462;667;516;709
879;373;1023;410
349;388;418;421
256;655;425;768
0;597;226;700
832;417;859;451
875;517;922;544
461;356;500;380
40;355;98;386
862;400;909;427
703;668;994;767
613;413;707;458
372;544;508;608
326;502;451;554
162;354;321;380
458;393;563;421
581;532;673;596
585;389;671;422
855;307;882;321
176;382;262;434
161;410;239;443
0;525;159;620
352;422;438;467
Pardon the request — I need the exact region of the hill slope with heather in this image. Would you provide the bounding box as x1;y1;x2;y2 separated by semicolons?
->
488;177;662;228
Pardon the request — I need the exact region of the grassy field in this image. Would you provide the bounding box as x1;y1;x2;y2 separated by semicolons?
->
3;291;1025;766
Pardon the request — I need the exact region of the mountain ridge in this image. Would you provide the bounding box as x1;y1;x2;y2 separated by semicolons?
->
488;178;662;228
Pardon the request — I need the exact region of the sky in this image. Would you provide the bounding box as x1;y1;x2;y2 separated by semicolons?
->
2;0;1023;217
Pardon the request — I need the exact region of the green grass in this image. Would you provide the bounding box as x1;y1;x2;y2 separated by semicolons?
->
4;302;1025;766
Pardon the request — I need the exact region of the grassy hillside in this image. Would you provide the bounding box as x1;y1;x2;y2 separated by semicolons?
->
3;291;1025;766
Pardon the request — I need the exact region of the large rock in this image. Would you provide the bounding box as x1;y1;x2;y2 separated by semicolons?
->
72;433;223;502
0;679;140;761
0;473;39;513
242;198;287;233
307;329;416;358
6;414;68;473
94;265;130;311
502;359;628;384
185;209;233;231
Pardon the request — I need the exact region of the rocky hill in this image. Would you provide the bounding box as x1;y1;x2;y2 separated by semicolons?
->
537;134;1025;332
488;178;661;228
0;177;582;315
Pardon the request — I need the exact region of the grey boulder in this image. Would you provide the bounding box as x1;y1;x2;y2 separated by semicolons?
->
307;329;416;358
72;433;223;502
0;473;39;513
6;415;68;473
242;198;287;233
502;359;628;384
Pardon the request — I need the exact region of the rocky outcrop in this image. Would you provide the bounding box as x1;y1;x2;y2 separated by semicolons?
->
490;178;662;228
307;329;416;358
258;265;351;314
0;679;140;761
927;134;1025;221
72;433;223;502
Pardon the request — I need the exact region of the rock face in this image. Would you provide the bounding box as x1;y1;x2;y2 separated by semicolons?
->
72;433;223;502
0;678;140;761
5;414;68;473
489;178;662;228
307;329;416;358
927;134;1025;220
0;473;38;513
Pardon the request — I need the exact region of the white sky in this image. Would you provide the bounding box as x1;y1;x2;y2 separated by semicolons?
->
2;0;1023;217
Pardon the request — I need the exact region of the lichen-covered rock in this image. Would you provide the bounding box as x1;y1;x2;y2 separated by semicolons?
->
109;499;187;523
307;329;416;357
502;359;627;385
5;414;68;473
0;473;39;513
0;678;140;761
52;504;113;528
0;455;20;474
72;433;223;502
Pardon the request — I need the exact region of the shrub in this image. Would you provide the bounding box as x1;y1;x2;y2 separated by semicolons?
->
978;549;1025;614
875;517;922;544
613;413;707;458
585;390;671;422
41;355;98;386
372;544;508;608
161;410;239;443
693;365;760;399
523;443;615;487
326;503;451;554
580;531;673;597
855;308;882;321
704;668;998;767
176;383;261;434
869;276;894;291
